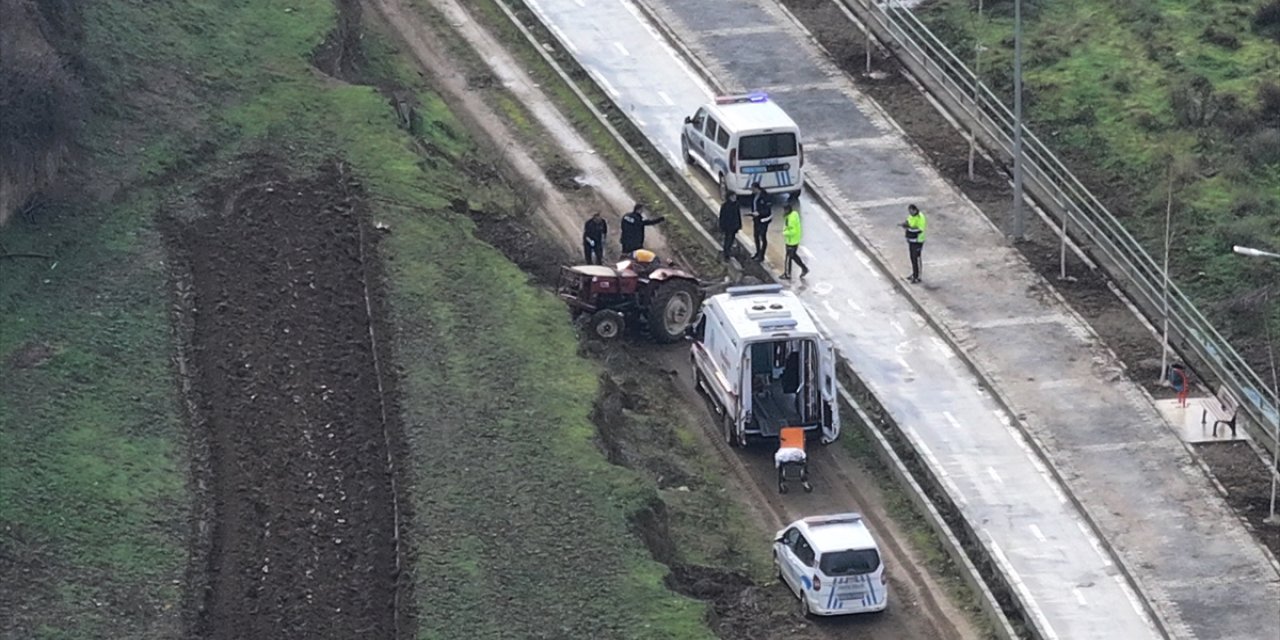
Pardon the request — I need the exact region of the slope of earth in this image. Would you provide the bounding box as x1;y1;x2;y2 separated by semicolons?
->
779;0;1280;564
911;0;1280;385
3;0;743;637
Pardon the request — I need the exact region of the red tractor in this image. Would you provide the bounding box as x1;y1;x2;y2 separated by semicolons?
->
557;253;702;343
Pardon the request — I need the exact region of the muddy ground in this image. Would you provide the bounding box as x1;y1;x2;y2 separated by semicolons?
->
779;0;1280;563
175;160;404;639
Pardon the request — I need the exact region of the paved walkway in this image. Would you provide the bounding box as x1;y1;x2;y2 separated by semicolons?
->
520;0;1280;638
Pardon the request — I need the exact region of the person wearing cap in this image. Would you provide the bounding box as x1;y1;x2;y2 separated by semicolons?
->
748;183;773;261
781;196;809;280
899;204;927;283
718;192;742;260
620;202;665;254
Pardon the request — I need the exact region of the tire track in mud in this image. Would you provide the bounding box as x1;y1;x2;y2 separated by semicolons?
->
181;162;403;639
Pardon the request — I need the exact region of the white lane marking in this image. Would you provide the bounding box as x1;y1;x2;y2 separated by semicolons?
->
889;320;905;335
943;411;962;429
798;246;814;259
1073;587;1088;606
897;357;913;373
989;539;1060;640
1029;523;1047;543
930;336;955;359
657;90;674;106
573;0;584;6
821;300;840;320
986;466;1003;484
1077;521;1113;567
596;74;620;98
613;41;631;57
846;298;862;312
548;24;578;54
913;438;968;506
855;252;872;266
1114;574;1156;626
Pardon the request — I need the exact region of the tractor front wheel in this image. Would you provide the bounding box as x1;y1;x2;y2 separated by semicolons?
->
588;310;625;341
647;280;699;343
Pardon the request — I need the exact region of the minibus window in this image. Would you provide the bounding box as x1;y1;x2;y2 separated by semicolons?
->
705;118;720;142
716;128;730;148
819;549;881;576
739;133;798;160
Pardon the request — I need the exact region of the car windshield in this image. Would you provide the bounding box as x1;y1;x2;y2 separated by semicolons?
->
819;549;881;576
738;133;797;160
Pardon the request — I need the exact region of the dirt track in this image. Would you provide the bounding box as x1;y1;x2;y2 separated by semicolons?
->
181;162;402;639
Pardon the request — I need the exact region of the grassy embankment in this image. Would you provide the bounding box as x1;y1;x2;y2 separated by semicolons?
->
2;1;732;638
919;0;1280;349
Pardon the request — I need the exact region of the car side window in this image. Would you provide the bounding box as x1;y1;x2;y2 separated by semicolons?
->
705;118;719;143
690;108;706;132
782;527;800;546
716;127;730;148
794;537;816;567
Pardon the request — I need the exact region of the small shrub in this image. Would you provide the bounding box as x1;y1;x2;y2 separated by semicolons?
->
1259;81;1280;126
1200;26;1242;49
1242;128;1280;168
1214;93;1258;137
1255;0;1280;41
1170;75;1219;126
1112;76;1133;94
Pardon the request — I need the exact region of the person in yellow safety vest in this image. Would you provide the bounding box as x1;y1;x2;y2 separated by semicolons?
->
780;196;809;280
900;204;927;284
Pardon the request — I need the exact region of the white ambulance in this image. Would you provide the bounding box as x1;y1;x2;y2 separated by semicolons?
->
688;284;839;447
680;93;804;200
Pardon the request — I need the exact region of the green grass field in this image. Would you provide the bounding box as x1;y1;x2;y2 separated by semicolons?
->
1;1;734;637
920;0;1280;333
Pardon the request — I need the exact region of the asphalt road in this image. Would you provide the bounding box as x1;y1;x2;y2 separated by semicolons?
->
516;0;1199;637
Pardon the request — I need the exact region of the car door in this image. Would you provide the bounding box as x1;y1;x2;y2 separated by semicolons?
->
778;528;816;595
685;108;708;161
776;528;803;593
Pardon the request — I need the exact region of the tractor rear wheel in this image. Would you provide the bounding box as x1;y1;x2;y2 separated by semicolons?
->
647;280;699;343
588;310;625;341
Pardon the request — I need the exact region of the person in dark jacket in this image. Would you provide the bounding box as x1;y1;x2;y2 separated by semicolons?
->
582;212;607;265
718;193;741;260
620;203;664;253
748;183;773;261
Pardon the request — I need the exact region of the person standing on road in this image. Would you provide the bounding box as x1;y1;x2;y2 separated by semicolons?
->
718;192;741;260
582;212;607;265
620;202;665;254
748;183;773;261
900;204;927;283
781;196;809;280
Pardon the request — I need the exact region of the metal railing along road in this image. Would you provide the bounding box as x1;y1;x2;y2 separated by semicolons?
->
836;0;1280;460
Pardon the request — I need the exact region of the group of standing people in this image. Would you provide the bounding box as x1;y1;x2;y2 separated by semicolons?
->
717;184;807;279
584;189;927;285
581;203;666;265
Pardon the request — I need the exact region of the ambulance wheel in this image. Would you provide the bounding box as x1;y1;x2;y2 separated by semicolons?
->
588;310;625;341
682;138;694;165
800;594;813;618
723;413;741;448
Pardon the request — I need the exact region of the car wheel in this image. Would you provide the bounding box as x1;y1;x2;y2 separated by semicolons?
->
681;136;695;165
723;412;740;448
800;593;813;617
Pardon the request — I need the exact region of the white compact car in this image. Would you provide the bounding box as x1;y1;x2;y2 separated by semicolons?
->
681;93;803;200
773;513;888;616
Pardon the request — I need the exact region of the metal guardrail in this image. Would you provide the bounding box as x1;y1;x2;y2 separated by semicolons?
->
839;0;1280;460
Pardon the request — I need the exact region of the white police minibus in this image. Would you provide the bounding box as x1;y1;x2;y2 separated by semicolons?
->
681;93;803;200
